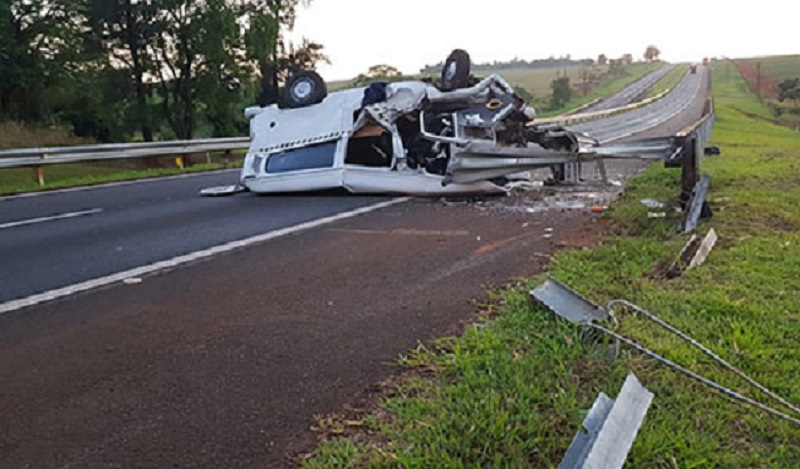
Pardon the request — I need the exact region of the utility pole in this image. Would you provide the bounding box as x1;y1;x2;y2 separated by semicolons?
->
756;62;762;100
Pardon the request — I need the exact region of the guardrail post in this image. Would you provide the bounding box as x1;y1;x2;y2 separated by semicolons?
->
681;136;699;196
34;152;47;187
33;166;45;187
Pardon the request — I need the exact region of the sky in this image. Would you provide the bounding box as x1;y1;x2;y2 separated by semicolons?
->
288;0;799;81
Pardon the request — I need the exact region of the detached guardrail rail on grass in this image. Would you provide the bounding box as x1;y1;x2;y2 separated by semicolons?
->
0;137;251;186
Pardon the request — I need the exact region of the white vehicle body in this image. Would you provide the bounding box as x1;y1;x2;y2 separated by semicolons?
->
240;79;524;195
234;75;565;196
201;49;675;197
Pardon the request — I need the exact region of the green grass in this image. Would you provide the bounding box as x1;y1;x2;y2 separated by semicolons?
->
742;55;800;81
532;62;664;118
0;157;242;195
302;59;800;468
646;63;690;99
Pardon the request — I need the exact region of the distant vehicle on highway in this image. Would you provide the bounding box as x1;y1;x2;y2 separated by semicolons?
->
690;64;698;74
202;50;607;196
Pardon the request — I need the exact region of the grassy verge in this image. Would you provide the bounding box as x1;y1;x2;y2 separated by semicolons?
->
0;158;242;196
535;63;663;118
742;55;800;81
646;63;690;99
301;60;800;467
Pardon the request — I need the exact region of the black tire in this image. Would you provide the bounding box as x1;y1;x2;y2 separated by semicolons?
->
283;71;327;108
440;49;471;91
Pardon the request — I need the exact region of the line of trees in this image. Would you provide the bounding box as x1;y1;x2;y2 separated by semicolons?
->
0;0;327;143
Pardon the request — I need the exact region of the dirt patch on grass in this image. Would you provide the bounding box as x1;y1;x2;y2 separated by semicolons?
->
763;215;798;232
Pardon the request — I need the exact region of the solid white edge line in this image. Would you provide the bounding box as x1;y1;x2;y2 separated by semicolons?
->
0;208;104;230
0;168;241;202
0;197;411;315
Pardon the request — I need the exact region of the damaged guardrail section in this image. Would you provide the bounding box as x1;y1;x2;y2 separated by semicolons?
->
669;97;717;232
560;374;654;469
532;278;800;435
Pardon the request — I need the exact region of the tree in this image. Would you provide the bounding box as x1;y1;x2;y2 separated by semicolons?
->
550;76;572;110
366;64;401;78
150;0;251;140
242;0;329;107
622;54;634;65
644;45;660;62
609;59;625;77
0;0;86;122
352;64;403;87
193;0;250;138
86;0;159;141
778;78;800;107
277;38;328;80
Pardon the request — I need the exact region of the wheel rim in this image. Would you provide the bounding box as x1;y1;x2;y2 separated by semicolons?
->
445;62;458;82
292;80;313;100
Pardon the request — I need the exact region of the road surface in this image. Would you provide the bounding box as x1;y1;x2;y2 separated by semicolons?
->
583;64;676;113
0;68;709;468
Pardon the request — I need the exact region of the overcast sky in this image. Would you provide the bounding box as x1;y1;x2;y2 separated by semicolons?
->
288;0;799;80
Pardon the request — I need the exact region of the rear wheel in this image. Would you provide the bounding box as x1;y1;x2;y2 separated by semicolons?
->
283;71;327;108
440;49;471;91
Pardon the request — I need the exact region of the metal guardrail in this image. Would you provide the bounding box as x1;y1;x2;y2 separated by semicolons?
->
0;137;249;169
559;373;653;469
667;96;716;233
536;89;671;127
0;137;250;187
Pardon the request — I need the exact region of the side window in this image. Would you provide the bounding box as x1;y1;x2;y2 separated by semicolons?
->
265;141;337;174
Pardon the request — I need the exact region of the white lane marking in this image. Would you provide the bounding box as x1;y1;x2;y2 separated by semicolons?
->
0;208;104;230
0;197;411;315
601;73;704;144
0;169;240;202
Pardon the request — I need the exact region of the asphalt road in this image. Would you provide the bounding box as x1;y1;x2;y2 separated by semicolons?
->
0;68;709;468
573;67;707;143
0;69;707;309
583;64;676;113
0;173;387;304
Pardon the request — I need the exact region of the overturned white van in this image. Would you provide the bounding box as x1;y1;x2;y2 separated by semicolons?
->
202;50;605;196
